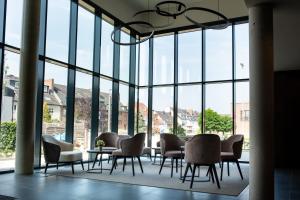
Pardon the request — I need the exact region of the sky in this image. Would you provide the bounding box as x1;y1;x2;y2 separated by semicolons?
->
3;0;249;115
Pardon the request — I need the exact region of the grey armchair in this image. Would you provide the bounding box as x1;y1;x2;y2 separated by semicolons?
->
42;135;84;174
220;135;244;180
159;133;185;177
110;133;146;176
183;134;221;189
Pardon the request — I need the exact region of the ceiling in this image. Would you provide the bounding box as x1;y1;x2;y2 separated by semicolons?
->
90;0;249;34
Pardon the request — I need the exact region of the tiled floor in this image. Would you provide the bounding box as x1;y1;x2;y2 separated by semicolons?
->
0;164;299;200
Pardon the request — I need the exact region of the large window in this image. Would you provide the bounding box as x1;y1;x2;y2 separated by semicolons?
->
0;51;20;171
178;85;202;135
73;71;92;159
46;0;70;62
152;87;173;147
100;18;114;77
153;35;174;85
137;88;148;134
5;0;23;47
139;40;149;86
119;31;130;82
235;23;249;79
205;27;232;81
118;84;128;135
76;6;94;70
178;30;202;83
99;78;112;132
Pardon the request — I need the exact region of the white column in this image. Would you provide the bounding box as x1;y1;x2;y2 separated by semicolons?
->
15;0;41;174
249;4;274;200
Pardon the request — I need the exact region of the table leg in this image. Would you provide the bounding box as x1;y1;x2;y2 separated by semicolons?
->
100;153;103;173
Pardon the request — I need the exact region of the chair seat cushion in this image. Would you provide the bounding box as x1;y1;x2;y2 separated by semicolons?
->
221;152;235;160
112;149;124;156
165;150;183;158
143;147;151;154
59;150;82;162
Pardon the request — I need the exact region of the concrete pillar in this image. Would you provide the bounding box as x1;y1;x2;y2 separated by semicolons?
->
249;4;274;200
15;0;41;174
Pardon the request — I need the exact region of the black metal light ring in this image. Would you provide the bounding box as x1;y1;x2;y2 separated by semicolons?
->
155;1;186;18
133;9;175;29
111;21;154;46
184;7;230;30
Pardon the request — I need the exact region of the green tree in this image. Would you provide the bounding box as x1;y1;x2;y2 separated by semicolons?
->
43;102;52;123
0;122;17;155
136;113;146;132
169;125;186;137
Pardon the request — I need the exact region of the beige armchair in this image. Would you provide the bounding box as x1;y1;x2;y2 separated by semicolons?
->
110;133;146;176
42;135;84;174
183;134;221;189
220;135;244;180
159;133;185;177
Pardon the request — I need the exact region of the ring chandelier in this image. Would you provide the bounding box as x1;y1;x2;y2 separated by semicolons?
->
111;0;230;45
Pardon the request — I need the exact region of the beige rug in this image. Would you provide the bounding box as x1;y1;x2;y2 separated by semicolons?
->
47;159;249;196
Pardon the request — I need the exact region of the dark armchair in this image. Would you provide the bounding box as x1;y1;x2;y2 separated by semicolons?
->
220;135;244;180
110;133;146;176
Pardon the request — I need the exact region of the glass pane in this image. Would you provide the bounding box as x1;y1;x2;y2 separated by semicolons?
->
5;0;23;47
137;88;148;136
205;83;232;139
205;26;232;81
235;81;250;161
235;23;249;79
76;6;94;70
135;43;139;85
100;19;114;77
119;31;130;82
74;71;92;160
152;87;173;147
153;35;174;85
178;85;202;136
46;0;70;62
178;30;202;83
99;78;112;132
139;40;148;86
118;84;128;135
0;51;20;171
42;63;68;140
134;88;138;134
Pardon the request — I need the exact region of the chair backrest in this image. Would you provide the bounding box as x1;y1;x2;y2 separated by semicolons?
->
160;133;185;155
221;135;244;159
117;135;131;149
42;135;61;163
120;133;146;156
185;134;221;165
95;132;118;148
42;134;73;151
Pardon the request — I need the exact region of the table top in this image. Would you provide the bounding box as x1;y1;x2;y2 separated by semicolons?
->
87;147;117;153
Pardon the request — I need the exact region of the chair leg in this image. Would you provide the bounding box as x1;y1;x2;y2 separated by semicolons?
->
182;163;190;183
92;153;98;168
190;164;197;189
108;155;110;163
71;163;74;174
110;156;117;175
149;153;152;161
227;161;230;176
123;157;126;172
137;156;144;173
81;160;84;170
221;161;224;181
212;164;221;189
131;157;135;176
176;158;178;173
171;158;174;178
159;157;166;174
206;166;210;177
56;163;59;170
154;153;157;164
236;160;244;180
209;166;215;183
45;163;48;173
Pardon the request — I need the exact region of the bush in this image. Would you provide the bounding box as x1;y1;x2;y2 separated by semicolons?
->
0;122;17;155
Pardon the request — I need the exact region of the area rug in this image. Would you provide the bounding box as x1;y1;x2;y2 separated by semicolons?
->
46;159;249;196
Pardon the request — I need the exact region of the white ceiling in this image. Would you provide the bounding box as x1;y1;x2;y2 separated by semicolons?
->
90;0;248;34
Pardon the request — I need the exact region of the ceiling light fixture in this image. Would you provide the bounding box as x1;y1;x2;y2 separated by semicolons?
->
111;0;230;46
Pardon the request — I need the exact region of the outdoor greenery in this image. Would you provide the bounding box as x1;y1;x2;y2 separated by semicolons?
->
0;122;17;155
169;125;186;137
43;102;52;123
198;108;232;137
136;113;146;132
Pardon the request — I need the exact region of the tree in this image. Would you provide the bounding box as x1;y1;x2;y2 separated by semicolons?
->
136;113;146;132
198;108;232;135
43;102;52;123
0;122;17;155
169;125;186;137
74;97;92;129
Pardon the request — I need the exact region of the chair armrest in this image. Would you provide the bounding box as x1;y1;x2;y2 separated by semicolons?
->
57;140;74;151
43;141;61;163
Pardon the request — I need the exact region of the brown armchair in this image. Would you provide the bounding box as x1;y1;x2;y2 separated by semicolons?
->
220;135;244;180
42;135;84;174
153;141;161;164
110;133;146;176
95;132;118;148
159;133;185;177
183;134;221;189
